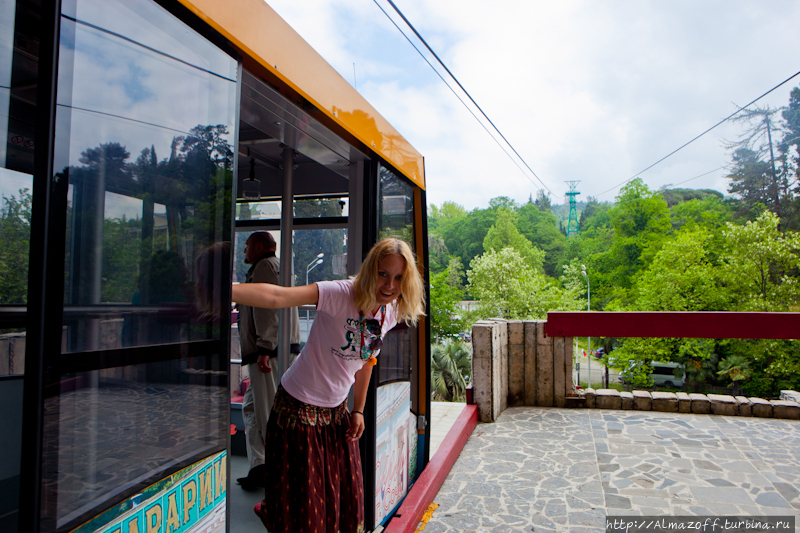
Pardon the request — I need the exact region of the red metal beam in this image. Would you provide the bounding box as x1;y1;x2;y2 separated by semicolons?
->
545;312;800;340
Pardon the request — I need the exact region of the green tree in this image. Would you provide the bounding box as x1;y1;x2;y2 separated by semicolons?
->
726;147;775;219
679;346;718;393
467;248;581;320
534;190;552;212
428;201;467;230
720;210;800;311
725;105;788;221
716;354;752;396
429;270;464;341
431;339;471;402
660;188;724;207
670;196;735;233
636;228;728;312
517;202;567;277
610;229;727;389
483;208;545;272
779;87;800;230
439;206;499;291
591;179;671;308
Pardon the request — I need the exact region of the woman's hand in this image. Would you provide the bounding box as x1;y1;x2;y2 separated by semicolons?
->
347;412;365;440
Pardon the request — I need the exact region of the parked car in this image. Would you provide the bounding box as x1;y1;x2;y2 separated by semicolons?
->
650;362;685;388
619;361;685;388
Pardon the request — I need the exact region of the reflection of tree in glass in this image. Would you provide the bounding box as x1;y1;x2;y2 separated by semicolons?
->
65;125;233;311
0;189;32;304
144;250;189;303
102;215;141;302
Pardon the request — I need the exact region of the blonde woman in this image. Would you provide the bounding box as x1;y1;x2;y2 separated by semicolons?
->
232;237;425;533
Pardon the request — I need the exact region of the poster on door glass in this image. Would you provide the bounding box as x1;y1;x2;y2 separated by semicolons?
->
374;381;416;525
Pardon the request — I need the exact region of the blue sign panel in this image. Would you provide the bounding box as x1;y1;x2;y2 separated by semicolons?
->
70;451;227;533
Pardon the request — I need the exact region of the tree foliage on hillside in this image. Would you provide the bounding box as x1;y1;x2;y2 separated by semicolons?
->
426;85;800;397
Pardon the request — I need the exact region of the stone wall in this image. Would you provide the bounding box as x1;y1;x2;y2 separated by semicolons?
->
580;388;800;420
470;318;800;422
471;319;572;422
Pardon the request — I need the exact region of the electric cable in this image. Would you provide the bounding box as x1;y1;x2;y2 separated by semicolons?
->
596;70;800;198
671;166;727;188
374;0;553;195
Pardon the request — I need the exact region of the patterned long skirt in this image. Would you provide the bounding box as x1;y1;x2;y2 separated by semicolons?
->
259;385;365;533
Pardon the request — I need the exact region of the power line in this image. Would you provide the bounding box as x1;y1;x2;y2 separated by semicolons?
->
596;69;800;198
370;0;537;192
671;166;727;188
374;0;553;195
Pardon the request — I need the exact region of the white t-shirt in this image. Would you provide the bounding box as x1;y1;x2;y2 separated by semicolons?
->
280;279;398;408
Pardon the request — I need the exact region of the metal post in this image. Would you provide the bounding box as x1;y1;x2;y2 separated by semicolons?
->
279;146;294;377
581;265;590;388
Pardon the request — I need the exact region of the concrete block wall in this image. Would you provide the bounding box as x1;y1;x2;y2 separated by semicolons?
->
472;320;506;422
471;319;572;422
470;318;800;422
577;389;800;420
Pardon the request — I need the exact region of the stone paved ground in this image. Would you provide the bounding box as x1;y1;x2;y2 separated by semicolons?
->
422;407;800;533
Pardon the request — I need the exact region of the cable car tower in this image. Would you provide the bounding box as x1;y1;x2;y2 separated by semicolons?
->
565;181;580;237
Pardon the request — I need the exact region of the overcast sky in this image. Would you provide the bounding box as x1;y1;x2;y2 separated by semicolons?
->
265;0;800;211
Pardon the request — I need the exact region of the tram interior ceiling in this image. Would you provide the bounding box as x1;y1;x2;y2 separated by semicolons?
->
237;70;367;201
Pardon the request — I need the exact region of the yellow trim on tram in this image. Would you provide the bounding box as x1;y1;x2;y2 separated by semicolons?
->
176;0;426;189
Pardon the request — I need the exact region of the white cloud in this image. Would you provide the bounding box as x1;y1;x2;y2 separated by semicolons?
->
265;0;800;210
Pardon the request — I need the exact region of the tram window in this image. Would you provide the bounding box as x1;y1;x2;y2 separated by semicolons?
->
232;229;281;284
235;196;349;222
54;0;237;353
378;166;414;246
377;166;416;385
39;0;237;529
41;356;227;530
293;228;348;288
379;323;413;384
295;196;348;218
235;200;281;222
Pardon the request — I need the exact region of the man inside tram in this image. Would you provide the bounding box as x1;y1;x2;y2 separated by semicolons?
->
236;231;300;490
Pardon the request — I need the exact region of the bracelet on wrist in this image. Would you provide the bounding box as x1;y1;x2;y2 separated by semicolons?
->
351;410;363;416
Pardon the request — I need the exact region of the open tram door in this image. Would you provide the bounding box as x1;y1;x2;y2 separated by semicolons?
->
230;65;433;531
6;0;431;531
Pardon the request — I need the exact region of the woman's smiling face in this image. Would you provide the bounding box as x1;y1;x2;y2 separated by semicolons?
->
375;254;405;308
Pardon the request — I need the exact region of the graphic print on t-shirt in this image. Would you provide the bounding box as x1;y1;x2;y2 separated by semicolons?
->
332;318;362;361
332;317;381;362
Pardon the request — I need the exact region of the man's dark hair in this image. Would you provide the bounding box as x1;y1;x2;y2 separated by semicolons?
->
248;231;276;250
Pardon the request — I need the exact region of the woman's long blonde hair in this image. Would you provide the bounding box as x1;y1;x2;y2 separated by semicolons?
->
353;238;425;325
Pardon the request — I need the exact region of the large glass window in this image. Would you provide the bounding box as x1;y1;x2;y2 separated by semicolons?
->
1;1;41;530
378;166;414;246
55;0;237;352
41;0;237;529
377;166;416;384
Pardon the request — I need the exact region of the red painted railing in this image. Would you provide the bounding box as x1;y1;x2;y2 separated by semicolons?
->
545;312;800;340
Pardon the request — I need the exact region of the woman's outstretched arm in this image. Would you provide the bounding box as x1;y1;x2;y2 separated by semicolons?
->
347;364;372;441
232;283;319;309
